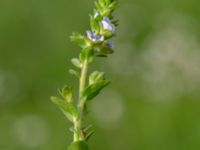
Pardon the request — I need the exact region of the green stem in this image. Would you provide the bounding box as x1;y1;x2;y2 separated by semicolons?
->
79;61;89;98
74;60;89;142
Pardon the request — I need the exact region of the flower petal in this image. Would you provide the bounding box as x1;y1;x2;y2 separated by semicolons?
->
86;30;104;42
101;17;115;33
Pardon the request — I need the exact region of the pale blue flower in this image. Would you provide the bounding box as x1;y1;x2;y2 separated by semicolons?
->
101;17;115;33
108;42;114;49
86;30;104;42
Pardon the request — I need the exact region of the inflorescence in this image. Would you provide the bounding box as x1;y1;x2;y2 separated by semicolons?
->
51;0;118;149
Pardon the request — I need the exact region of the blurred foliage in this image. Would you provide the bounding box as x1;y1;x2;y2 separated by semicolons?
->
1;0;200;150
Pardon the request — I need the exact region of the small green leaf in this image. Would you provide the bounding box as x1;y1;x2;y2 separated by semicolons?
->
79;48;94;63
67;141;89;150
51;96;77;122
82;124;93;132
89;71;105;85
59;85;73;103
96;54;108;57
98;0;106;8
90;15;100;33
85;130;94;141
69;69;80;78
112;19;119;26
70;32;87;48
94;1;103;12
83;80;110;101
80;124;94;141
101;29;113;38
71;58;82;68
104;0;111;5
93;44;113;56
109;1;118;10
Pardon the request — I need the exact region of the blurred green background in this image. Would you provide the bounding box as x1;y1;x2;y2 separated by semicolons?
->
1;0;200;150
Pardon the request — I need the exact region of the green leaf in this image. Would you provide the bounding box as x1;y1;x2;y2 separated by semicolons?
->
94;1;102;12
109;1;118;10
85;130;94;141
59;85;73;103
71;58;82;68
89;71;105;85
98;0;106;8
82;124;93;132
67;141;89;150
51;96;77;122
69;69;80;78
70;32;87;48
93;44;113;56
101;29;113;38
112;19;119;26
104;0;111;5
83;80;110;101
96;54;108;57
79;48;94;63
80;124;94;141
90;15;100;32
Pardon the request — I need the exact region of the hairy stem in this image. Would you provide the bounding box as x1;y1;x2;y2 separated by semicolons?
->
74;60;89;142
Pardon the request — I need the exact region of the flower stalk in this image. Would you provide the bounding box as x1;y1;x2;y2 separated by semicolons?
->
75;60;89;141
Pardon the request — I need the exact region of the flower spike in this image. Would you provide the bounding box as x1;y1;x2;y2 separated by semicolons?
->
51;0;119;149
